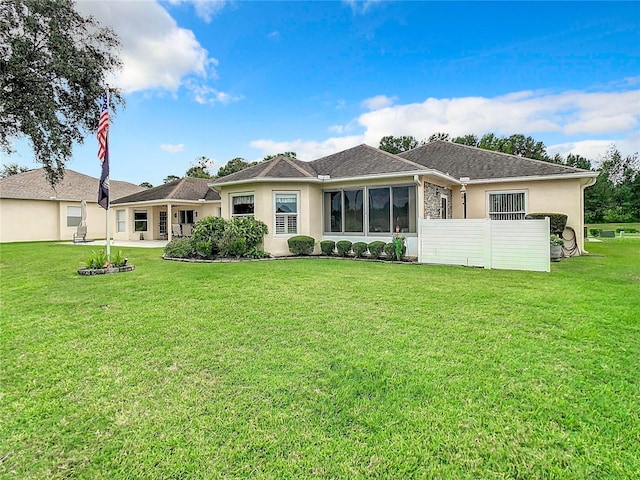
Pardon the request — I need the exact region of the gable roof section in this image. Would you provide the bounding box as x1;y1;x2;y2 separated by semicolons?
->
399;141;593;181
211;155;318;184
0;168;144;201
111;177;220;204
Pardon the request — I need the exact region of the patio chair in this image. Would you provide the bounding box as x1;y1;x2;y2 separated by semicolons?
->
171;224;182;238
73;225;88;243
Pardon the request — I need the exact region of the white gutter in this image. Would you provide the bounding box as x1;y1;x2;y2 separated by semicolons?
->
210;169;461;188
464;171;598;184
111;199;219;207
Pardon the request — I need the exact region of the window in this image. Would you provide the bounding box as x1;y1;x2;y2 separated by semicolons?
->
440;196;448;219
231;194;254;217
134;210;148;232
488;191;526;220
66;206;82;227
159;211;167;236
324;185;417;234
274;192;298;235
116;209;126;232
369;188;390;233
179;210;194;224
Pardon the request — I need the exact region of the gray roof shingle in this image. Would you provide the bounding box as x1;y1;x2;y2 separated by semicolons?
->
0;169;144;201
111;177;220;204
398;141;590;180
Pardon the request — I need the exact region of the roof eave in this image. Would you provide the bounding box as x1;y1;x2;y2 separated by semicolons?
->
465;171;599;184
111;198;220;207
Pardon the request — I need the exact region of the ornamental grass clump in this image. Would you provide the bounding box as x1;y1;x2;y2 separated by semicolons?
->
287;235;315;255
320;240;336;256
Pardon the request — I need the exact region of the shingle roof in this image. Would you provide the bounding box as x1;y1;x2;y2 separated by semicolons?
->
210;155;318;184
111;177;220;204
0;168;144;201
398;141;590;180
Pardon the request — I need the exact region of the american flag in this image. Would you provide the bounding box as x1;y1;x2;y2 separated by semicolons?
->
97;93;109;161
97;92;110;210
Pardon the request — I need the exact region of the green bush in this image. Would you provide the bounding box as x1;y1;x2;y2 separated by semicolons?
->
393;235;406;261
590;228;601;238
111;250;128;267
245;247;270;259
352;242;368;258
164;237;195;258
616;227;638;233
288;235;315;255
368;241;385;259
191;216;226;254
219;230;247;258
84;249;108;269
384;242;396;260
195;240;213;258
230;216;269;249
525;213;568;235
336;240;352;257
320;240;335;256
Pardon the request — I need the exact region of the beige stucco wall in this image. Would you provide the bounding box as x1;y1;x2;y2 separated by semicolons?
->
0;199;110;242
451;177;591;253
111;202;221;241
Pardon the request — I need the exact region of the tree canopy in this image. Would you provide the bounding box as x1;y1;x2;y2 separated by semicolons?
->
379;135;422;154
216;157;256;178
0;0;123;185
185;156;214;179
0;162;30;178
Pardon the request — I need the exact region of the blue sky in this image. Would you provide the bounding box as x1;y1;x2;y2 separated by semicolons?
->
4;0;640;186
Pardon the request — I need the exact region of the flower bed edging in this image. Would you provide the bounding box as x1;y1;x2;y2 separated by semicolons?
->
77;265;135;276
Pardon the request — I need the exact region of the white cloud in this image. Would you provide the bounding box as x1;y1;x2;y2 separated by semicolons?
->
166;0;228;23
160;143;185;153
361;95;396;111
250;136;364;161
252;87;640;162
187;82;243;105
76;1;216;93
268;31;281;41
343;0;383;15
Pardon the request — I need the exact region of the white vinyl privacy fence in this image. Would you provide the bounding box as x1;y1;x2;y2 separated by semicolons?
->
418;218;550;272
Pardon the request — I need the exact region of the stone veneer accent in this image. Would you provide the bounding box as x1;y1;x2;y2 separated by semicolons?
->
423;182;453;219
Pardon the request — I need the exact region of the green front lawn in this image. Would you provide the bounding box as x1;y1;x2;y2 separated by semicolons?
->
1;240;639;479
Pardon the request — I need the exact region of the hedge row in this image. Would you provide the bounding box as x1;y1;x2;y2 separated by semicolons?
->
288;237;406;261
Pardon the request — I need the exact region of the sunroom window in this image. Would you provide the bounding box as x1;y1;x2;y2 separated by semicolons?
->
488;191;526;220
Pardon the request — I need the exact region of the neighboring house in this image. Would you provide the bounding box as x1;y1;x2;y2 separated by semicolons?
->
110;177;221;241
0;169;144;243
210;142;598;257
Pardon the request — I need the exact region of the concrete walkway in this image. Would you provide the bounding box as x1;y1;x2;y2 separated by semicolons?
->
64;240;168;249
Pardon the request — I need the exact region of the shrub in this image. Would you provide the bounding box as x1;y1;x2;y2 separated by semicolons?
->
84;249;108;269
590;228;601;237
368;241;385;259
230;216;269;249
393;235;406;261
384;242;396;260
352;241;368;258
288;235;315;255
111;250;128;267
245;247;270;259
191;216;226;254
320;240;336;256
525;213;568;235
164;237;194;258
336;240;352;257
219;230;247;258
195;240;213;258
616;227;638;233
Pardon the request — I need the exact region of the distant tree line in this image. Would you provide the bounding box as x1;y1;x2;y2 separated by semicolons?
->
379;132;639;223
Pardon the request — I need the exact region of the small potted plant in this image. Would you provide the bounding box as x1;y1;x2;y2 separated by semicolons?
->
550;235;564;261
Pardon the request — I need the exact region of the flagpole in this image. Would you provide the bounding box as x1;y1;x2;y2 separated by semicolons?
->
97;88;111;261
105;90;110;261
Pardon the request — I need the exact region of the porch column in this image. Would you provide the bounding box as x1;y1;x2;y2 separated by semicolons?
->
168;203;173;241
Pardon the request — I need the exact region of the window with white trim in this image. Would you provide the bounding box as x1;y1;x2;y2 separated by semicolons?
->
231;194;254;217
134;210;148;231
488;191;526;220
274;192;298;235
116;209;126;232
66;206;82;227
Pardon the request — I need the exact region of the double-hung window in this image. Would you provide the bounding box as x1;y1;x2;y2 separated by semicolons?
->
488;191;527;220
66;206;82;227
231;194;254;217
274;192;298;235
116;209;126;232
